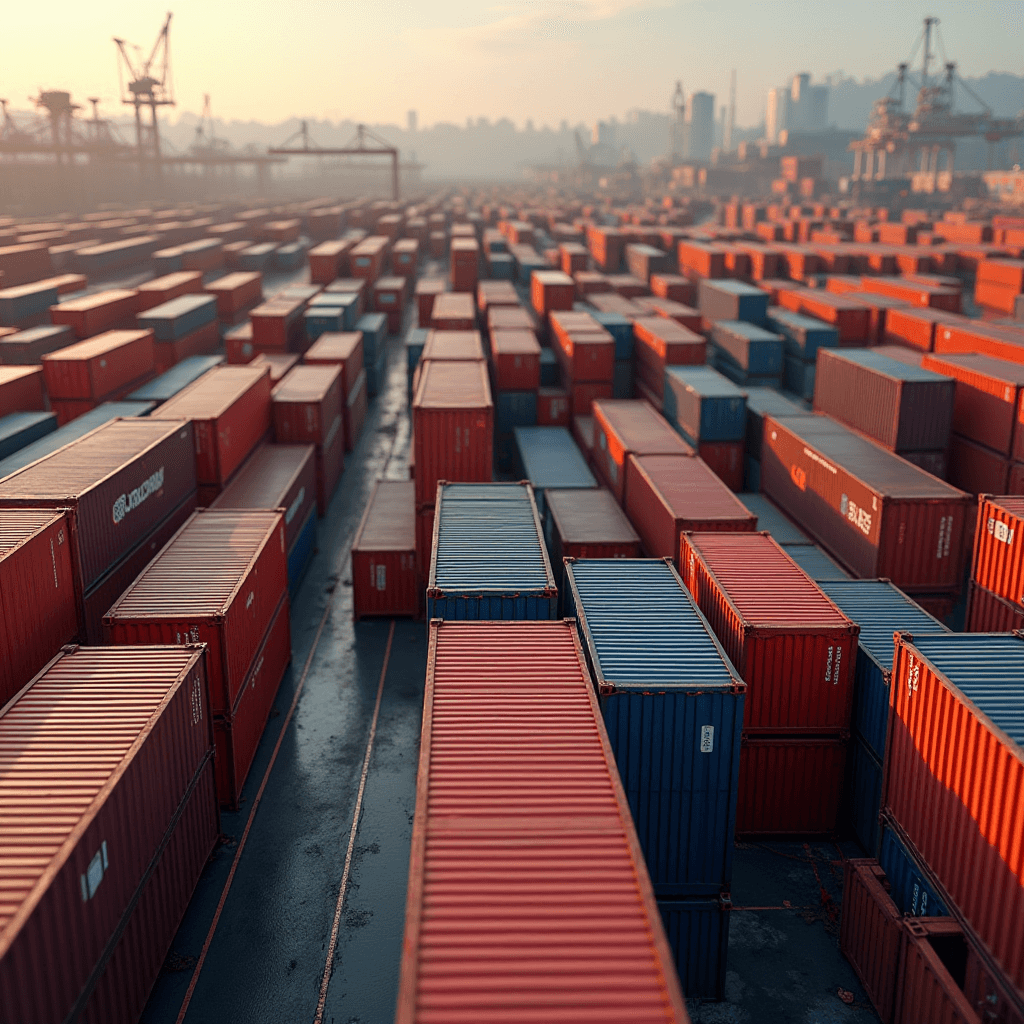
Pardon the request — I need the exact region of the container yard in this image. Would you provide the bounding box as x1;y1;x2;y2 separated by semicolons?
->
3;8;1024;1024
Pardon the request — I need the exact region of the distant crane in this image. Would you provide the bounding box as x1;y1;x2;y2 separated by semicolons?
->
32;91;80;163
192;94;230;156
114;12;174;173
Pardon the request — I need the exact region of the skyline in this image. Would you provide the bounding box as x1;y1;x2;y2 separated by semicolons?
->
3;1;1022;131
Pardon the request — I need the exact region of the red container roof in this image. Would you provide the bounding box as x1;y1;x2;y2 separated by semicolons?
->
153;365;269;420
633;454;756;524
546;487;640;544
413;360;492;409
210;443;314;511
594;399;693;455
353;480;414;551
272;364;341;403
305;332;363;362
40;329;152;364
421;330;485;362
0;509;65;557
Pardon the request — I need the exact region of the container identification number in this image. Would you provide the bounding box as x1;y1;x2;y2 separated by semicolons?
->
825;645;841;684
191;676;204;724
987;518;1015;545
112;466;165;524
700;725;714;753
936;515;953;559
906;655;920;697
840;494;872;536
375;564;387;591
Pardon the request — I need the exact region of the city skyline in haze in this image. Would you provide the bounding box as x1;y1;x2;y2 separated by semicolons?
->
3;0;1022;131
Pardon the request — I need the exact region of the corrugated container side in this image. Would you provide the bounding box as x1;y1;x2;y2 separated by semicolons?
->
972;497;1024;608
964;943;1024;1024
839;860;903;1024
966;581;1024;632
351;479;418;619
896;919;980;1024
878;820;948;917
657;896;730;1001
848;734;883;856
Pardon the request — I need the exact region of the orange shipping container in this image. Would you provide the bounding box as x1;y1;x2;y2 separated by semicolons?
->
50;289;139;339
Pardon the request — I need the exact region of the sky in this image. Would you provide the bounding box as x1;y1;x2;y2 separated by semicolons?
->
3;0;1022;130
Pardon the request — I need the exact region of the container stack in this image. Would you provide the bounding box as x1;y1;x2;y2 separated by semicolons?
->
304;330;367;451
564;558;745;999
357;312;388;397
711;320;785;388
973;257;1024;316
678;531;859;836
739;385;812;491
550;310;614;418
964;495;1024;630
631;316;705;409
767;308;840;401
351;479;418;619
105;509;291;810
136;293;219;372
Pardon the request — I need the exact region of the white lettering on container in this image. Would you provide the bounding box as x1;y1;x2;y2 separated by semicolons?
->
375;564;387;591
906;656;920;697
112;466;165;524
191;675;203;724
825;646;834;683
246;590;254;610
700;725;714;753
50;538;58;588
988;517;1015;546
285;487;305;526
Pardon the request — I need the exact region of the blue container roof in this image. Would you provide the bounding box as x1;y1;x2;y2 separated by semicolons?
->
432;483;553;592
513;427;596;492
703;280;766;298
567;559;740;691
905;634;1024;747
818;579;948;671
127;354;223;403
827;348;955;384
782;543;850;581
714;320;782;343
138;293;217;321
736;494;811;545
665;365;746;400
358;312;387;330
768;309;839;338
0;411;57;455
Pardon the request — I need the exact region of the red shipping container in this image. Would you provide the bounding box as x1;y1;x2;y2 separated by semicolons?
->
224;321;254;363
625;454;755;560
680;531;858;732
50;288;139;339
966;581;1024;632
545;487;641;573
896;919;981;1024
213;591;291;808
921;353;1024;456
272;364;344;448
972;496;1024;607
635;297;703;332
887;633;1024;997
736;735;847;835
421;328;485;363
136;270;203;311
949;433;1011;495
633;316;706;398
0;417;197;593
777;289;871;344
105;509;287;715
204;271;262;319
0;241;53;287
839;860;904;1024
964;942;1024;1024
0;509;78;706
934;322;1024;366
250;298;306;351
449;237;479;293
885;308;967;352
476;280;520;320
151;365;272;489
0;645;216;1024
488;305;534;335
762;414;971;592
415;277;446;327
0;365;45;415
574;270;612;298
308;239;350;284
305;330;364;396
978;258;1024;291
210;442;316;555
412;360;493;506
351;479;418;619
531;268;575;319
394;619;688;1024
490;329;541;391
693;439;745;492
859;276;962;312
153;320;219;375
551;314;614;383
250;351;299;384
975;280;1022;316
678;240;727;281
570;379;613;417
537;386;571;427
42;329;154;402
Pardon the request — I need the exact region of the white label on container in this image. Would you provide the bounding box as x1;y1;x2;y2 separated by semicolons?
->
700;725;714;753
906;656;920;697
191;675;204;724
825;646;834;683
285;487;306;526
988;518;1015;545
375;564;387;591
50;538;58;588
81;841;108;901
112;466;165;524
246;590;255;610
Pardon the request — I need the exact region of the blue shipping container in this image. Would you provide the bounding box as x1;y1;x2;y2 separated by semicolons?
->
782;542;850;581
357;313;387;362
783;355;817;402
657;895;730;1002
736;492;812;545
274;241;307;270
612;359;633;399
238;243;277;271
698;279;769;326
817;579;949;762
495;391;538;434
287;504;317;595
513;426;596;516
767;309;840;359
564;558;745;890
137;294;217;341
427;482;557;621
126;354;224;405
591;311;634;360
879;822;948;917
744;456;760;493
539;347;559;386
0;411;58;461
304;307;346;342
848;733;882;856
366;346;387;399
488;254;514;280
0;283;60;326
663;365;747;443
711;321;784;376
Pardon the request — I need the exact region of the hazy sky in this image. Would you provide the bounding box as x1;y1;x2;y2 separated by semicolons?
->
4;0;1022;129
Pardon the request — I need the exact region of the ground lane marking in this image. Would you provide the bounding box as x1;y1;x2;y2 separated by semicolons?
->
314;618;395;1024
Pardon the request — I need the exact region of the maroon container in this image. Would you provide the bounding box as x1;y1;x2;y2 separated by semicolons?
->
813;348;955;454
351;479;418;619
544;487;641;583
551;310;615;382
0;365;46;416
412;360;493;507
948;433;1011;496
537;386;571;427
151;365;272;490
210;442;316;554
41;329;156;401
272;365;344;447
680;531;858;732
490;329;541;391
971;496;1024;607
0;509;78;705
420;329;485;363
304;330;364;398
964;941;1024;1024
694;439;745;492
762;414;970;592
840;860;903;1024
0;645;215;1024
104;509;288;715
415;277;445;328
896;919;981;1024
965;580;1024;632
0;417;197;593
736;735;847;835
431;292;476;331
50;288;139;339
625;454;756;561
213;591;291;808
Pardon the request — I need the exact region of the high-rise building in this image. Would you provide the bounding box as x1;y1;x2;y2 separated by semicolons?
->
688;92;715;162
766;87;788;144
766;74;828;141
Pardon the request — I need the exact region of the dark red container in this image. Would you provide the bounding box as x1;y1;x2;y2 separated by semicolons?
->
736;735;847;835
680;531;858;731
885;308;966;352
592;399;694;503
272;364;344;449
488;305;534;335
412;360;493;506
430;292;474;332
530;268;575;320
971;496;1024;607
250;298;305;351
421;329;485;363
104;509;288;715
224;321;254;364
633;316;706;397
50;288;139;339
153;320;219;375
570;379;614;417
351;479;418;619
135;271;203;312
213;591;291;808
415;277;445;327
537;386;571;426
203;271;262;319
0;417;197;594
250;351;299;384
762;414;971;592
394;620;688;1024
544;487;641;579
965;580;1024;632
551;311;615;383
0;365;46;415
0;645;215;1024
625;454;755;561
152;365;272;489
964;941;1024;1024
840;860;903;1024
490;329;541;391
308;239;350;285
694;439;745;492
949;433;1010;495
0;509;78;705
896;919;981;1024
778;289;871;344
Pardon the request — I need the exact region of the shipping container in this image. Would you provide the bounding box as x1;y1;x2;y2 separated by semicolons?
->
971;496;1024;608
490;329;541;391
663;366;746;443
767;309;840;360
394;619;689;1024
896;919;980;1024
563;558;745;890
351;479;418;619
743;386;812;463
203;271;262;319
817;579;948;762
426;482;556;620
657;895;731;1001
698;278;769;325
966;580;1024;632
762;414;971;592
948;433;1010;495
813;348;955;454
551;311;615;383
839;859;903;1023
0;645;216;1024
50;288;139;339
783;541;851;581
124;353;223;406
592;399;693;503
41;329;155;407
0;410;56;460
137;294;217;341
886;632;1024;995
0;365;46;417
150;365;272;491
879;819;949;917
512;425;596;515
105;509;288;716
0;323;75;365
420;328;485;363
884;307;966;352
847;733;884;855
711;320;784;377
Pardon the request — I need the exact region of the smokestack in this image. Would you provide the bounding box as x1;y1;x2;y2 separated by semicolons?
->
725;69;736;152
